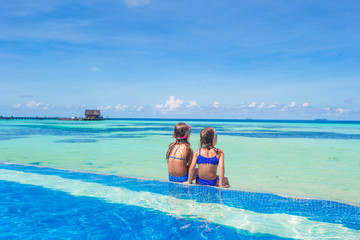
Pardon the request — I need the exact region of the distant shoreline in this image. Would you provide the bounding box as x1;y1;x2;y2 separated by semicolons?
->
0;116;105;121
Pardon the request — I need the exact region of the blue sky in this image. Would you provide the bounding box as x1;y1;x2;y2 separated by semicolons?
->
1;0;359;119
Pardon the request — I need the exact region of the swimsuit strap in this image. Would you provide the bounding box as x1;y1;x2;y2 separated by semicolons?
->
199;148;218;158
168;156;185;160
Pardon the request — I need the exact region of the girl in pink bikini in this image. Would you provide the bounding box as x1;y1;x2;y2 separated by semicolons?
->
166;123;194;182
188;127;230;188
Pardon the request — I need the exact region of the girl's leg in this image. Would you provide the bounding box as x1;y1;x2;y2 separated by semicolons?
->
188;168;198;184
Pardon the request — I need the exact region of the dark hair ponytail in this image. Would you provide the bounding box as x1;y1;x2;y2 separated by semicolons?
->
166;123;192;162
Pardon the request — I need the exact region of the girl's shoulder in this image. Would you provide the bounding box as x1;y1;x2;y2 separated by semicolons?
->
210;147;223;156
194;148;201;155
198;147;222;154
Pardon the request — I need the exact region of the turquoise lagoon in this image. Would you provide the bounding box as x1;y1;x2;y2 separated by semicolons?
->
1;119;359;204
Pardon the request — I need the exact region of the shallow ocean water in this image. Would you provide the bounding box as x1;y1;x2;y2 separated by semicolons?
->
1;119;359;203
1;119;360;239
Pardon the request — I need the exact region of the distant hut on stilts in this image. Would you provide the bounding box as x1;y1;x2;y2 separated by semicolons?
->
84;110;104;120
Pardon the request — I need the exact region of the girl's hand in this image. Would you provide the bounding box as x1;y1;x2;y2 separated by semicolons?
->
218;183;229;188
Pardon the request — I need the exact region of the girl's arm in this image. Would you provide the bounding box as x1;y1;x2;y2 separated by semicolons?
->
218;149;225;187
186;147;194;166
187;149;198;184
166;142;175;163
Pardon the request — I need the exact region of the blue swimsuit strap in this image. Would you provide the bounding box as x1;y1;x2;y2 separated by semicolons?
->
168;142;187;160
199;148;219;158
168;156;185;160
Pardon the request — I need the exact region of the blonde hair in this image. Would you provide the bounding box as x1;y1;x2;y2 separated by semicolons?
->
200;127;217;150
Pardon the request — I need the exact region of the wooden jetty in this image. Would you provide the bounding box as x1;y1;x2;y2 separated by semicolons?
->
1;110;106;121
57;117;83;121
57;110;105;121
0;116;57;120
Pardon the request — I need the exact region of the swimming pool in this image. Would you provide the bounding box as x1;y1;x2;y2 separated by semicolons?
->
1;162;359;239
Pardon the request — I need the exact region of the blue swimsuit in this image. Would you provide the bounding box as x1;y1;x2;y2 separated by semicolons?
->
196;148;219;186
168;156;188;182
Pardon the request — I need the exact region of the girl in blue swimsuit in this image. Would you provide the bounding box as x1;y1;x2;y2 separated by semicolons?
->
188;127;230;188
166;123;194;183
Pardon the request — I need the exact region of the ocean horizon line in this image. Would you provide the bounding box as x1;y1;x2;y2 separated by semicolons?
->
1;116;360;124
109;117;360;124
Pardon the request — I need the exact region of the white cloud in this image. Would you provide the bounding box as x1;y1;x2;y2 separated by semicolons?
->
213;101;220;108
281;106;288;112
323;107;330;111
26;101;40;108
155;96;184;111
123;0;150;7
137;106;143;111
249;102;256;108
114;104;128;111
234;103;247;109
258;102;265;109
25;101;52;109
90;66;100;71
289;101;296;108
302;103;309;107
12;103;21;108
268;104;277;109
97;105;112;110
166;96;183;110
187;100;197;108
336;108;344;113
336;108;350;114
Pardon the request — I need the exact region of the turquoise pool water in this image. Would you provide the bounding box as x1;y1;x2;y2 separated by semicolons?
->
1;119;359;203
1;163;359;239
